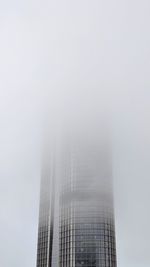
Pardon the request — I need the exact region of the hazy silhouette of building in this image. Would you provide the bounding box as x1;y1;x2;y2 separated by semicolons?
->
36;128;117;267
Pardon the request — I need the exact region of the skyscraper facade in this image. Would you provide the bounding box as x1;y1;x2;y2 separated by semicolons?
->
36;129;117;267
36;152;55;267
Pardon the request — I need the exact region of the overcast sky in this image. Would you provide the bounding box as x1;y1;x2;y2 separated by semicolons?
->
0;1;150;267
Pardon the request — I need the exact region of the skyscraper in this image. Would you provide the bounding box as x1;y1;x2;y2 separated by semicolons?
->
36;127;117;267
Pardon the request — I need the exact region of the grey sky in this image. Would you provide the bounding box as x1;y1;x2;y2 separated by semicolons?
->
0;1;150;266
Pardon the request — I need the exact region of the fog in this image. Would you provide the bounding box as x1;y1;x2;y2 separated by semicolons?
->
0;0;150;266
